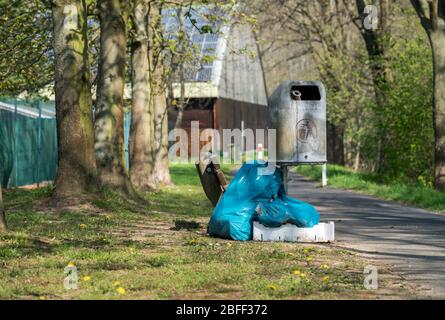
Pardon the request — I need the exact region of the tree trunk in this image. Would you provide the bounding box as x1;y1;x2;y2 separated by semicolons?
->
174;65;186;129
354;142;361;172
411;0;445;189
355;0;393;174
51;0;98;198
333;125;345;166
129;0;156;191
173;7;186;130
327;121;345;165
153;87;172;186
95;0;135;195
430;30;445;189
150;4;171;186
0;184;6;233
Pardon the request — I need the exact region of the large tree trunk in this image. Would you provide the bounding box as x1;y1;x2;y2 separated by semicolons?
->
0;184;6;233
129;0;156;191
95;0;135;195
411;0;445;189
153;86;172;186
430;30;445;189
150;4;171;186
172;7;186;130
51;0;98;198
174;64;186;129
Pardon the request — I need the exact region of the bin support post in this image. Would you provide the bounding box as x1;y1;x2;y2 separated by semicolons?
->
322;163;327;187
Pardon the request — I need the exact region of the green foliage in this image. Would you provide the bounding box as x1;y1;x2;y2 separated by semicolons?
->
351;31;434;182
378;37;434;181
0;0;53;95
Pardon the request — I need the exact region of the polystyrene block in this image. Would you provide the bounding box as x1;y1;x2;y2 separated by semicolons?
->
253;221;335;242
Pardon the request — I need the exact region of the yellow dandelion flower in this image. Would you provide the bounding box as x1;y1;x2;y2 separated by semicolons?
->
67;261;75;267
79;224;87;230
323;276;330;283
267;284;277;291
116;287;126;295
39;296;46;300
83;275;92;282
293;270;301;276
321;264;330;270
303;248;309;255
300;272;307;278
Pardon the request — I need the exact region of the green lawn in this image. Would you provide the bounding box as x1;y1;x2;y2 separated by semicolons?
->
295;165;445;213
0;164;414;299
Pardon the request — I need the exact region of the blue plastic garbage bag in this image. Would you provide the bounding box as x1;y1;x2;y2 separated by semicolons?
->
208;161;320;241
256;195;319;228
208;161;280;241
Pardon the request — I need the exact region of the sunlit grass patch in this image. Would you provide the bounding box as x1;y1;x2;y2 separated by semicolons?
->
0;163;415;299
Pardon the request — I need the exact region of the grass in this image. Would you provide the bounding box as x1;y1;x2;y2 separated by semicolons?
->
295;164;445;213
0;164;415;299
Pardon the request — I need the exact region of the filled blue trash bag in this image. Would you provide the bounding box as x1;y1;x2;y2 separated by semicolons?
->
208;161;320;241
256;195;320;228
208;161;280;241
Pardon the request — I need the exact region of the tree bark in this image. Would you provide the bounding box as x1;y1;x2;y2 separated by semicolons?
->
129;0;156;191
150;4;171;186
173;6;186;130
51;0;98;198
95;0;135;195
175;61;186;129
153;84;172;186
355;0;393;173
327;121;345;165
333;125;345;166
430;30;445;189
0;184;6;233
411;0;445;189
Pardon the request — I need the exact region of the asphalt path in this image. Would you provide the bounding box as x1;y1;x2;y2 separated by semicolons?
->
288;172;445;298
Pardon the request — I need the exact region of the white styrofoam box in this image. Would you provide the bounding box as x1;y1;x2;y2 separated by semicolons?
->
253;221;335;243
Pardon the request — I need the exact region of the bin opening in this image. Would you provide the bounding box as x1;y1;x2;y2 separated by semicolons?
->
290;85;321;100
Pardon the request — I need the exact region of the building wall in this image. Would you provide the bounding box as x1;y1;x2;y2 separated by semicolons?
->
215;98;268;151
168;101;215;156
217;23;268;106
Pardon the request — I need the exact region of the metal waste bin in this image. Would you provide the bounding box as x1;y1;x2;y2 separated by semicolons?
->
267;80;327;164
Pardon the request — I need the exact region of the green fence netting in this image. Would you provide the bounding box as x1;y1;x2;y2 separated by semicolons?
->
0;98;58;188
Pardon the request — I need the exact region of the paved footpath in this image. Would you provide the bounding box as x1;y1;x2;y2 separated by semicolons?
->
288;172;445;299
